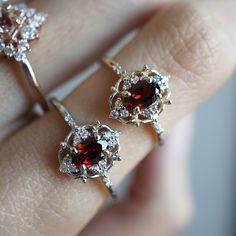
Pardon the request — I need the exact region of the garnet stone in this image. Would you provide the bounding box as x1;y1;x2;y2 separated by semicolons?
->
123;80;158;110
72;138;107;169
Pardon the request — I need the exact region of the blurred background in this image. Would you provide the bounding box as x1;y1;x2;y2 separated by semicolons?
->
53;31;236;236
181;74;236;236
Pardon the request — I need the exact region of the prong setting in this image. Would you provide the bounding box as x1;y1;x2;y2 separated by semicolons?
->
106;60;171;144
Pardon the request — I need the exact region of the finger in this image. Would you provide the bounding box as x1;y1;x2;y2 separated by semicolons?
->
80;114;194;236
1;2;236;236
0;0;161;139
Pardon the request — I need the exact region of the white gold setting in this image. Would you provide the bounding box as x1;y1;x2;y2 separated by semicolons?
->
103;57;172;144
51;98;121;198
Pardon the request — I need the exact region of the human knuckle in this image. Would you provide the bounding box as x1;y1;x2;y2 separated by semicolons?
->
147;4;230;87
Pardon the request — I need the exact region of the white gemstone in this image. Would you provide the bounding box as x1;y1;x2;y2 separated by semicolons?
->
103;131;112;140
120;109;129;118
131;75;139;84
123;78;132;90
25;8;36;18
13;3;27;11
79;128;90;140
153;75;161;83
110;110;119;119
0;41;5;52
30;12;48;27
112;63;122;75
142;109;151;118
153;123;162;134
18;40;29;52
73;133;82;146
113;131;120;138
21;25;38;40
4;44;15;57
59;155;78;174
98;160;107;169
14;52;26;61
90;165;100;174
115;99;123;109
108;139;118;148
102;175;112;187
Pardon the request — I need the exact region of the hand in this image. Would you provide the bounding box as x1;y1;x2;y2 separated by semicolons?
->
0;1;236;236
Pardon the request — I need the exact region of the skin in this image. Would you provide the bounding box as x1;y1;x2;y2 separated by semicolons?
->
0;1;236;236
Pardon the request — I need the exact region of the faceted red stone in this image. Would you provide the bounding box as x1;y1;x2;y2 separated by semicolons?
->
123;80;158;110
72;138;107;169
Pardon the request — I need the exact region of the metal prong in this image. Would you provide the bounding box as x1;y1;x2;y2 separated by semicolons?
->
60;142;67;149
70;147;78;155
82;176;87;183
111;86;117;93
143;65;149;71
121;91;131;97
134;106;141;115
96;120;101;125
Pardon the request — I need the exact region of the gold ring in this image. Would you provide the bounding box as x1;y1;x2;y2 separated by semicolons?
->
102;57;172;145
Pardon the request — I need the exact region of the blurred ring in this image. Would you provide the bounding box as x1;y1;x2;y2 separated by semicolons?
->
0;1;49;112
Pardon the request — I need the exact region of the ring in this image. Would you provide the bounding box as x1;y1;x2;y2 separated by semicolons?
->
102;57;172;144
51;98;122;198
0;1;49;112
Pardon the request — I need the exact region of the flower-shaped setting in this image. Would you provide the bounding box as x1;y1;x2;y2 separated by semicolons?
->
58;120;121;192
104;58;172;144
0;2;47;61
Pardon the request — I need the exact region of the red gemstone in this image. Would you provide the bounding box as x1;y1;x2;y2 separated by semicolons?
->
123;80;158;110
72;138;107;169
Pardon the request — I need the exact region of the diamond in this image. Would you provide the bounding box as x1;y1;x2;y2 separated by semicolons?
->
110;110;119;119
14;51;26;61
102;175;112;187
108;139;118;148
0;40;5;52
59;155;78;174
20;25;38;40
120;108;129;118
18;40;29;52
123;78;132;90
30;12;48;27
115;99;123;109
103;131;112;140
131;75;139;84
4;44;15;57
79;128;90;140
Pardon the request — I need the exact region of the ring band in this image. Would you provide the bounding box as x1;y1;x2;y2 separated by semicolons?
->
102;57;172;145
51;98;122;198
0;1;49;112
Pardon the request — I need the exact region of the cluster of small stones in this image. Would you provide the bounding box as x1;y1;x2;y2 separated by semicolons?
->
152;74;170;91
0;3;47;61
110;98;130;120
59;127;120;178
110;71;170;122
72;127;91;146
141;103;159;119
102;130;120;150
59;154;78;174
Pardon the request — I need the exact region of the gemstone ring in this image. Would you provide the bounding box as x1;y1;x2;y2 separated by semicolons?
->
51;98;121;198
0;1;49;112
102;57;172;145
